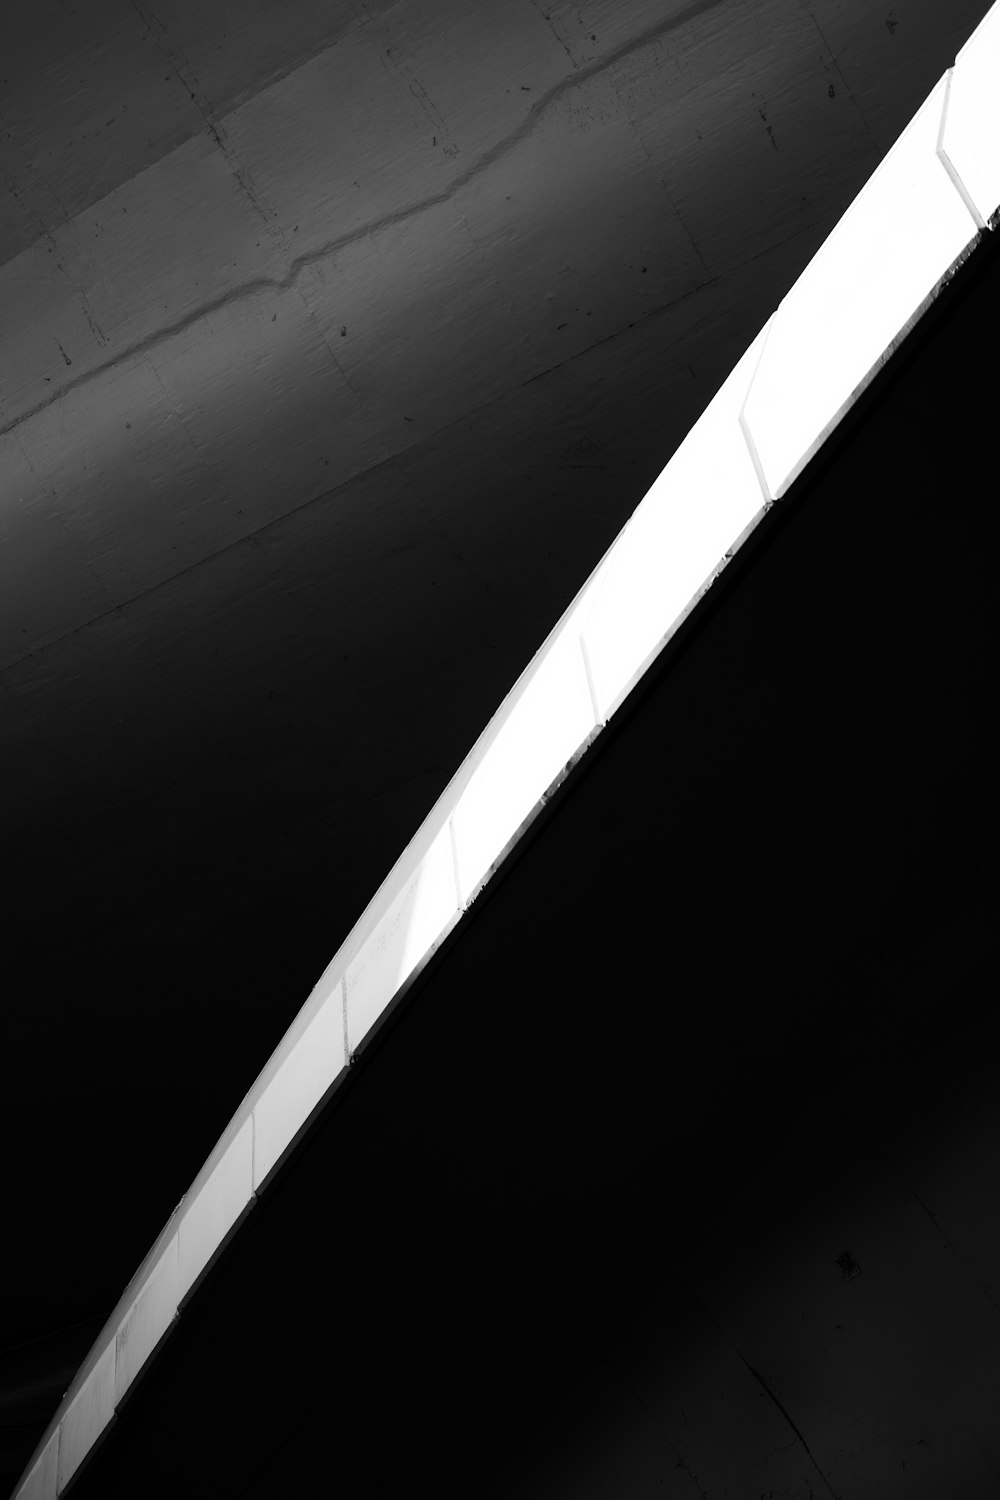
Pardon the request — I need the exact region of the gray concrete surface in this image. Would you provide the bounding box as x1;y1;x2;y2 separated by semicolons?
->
0;0;992;1490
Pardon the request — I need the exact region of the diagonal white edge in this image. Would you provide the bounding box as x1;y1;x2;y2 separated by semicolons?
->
740;71;984;502
12;7;1000;1492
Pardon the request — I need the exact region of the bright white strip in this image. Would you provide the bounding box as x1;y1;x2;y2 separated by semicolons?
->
177;1115;254;1304
55;1340;115;1492
450;623;598;906
252;982;347;1189
17;1433;56;1500
741;75;981;501
580;322;771;725
345;821;460;1055
940;4;1000;227
13;6;1000;1493
114;1234;179;1406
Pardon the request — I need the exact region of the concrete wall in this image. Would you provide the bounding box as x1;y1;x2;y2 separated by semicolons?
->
2;1;996;1492
55;197;1000;1500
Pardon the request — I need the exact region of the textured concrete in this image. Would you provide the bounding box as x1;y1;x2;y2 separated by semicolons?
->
0;0;994;1492
55;1340;114;1492
49;207;1000;1496
14;1433;55;1500
113;1235;178;1406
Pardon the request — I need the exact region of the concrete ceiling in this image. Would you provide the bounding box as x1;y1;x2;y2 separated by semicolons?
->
0;0;992;1487
47;221;1000;1498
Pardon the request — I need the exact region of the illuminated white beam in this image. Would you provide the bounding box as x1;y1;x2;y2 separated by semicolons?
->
740;74;982;501
13;6;999;1494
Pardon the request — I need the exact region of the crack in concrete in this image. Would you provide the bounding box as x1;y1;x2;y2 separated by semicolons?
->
679;1283;841;1500
0;0;733;442
3;213;819;675
744;1361;840;1498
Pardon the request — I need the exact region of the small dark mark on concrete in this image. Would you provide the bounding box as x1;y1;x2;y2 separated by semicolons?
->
641;266;647;273
125;422;131;429
55;339;72;367
557;322;568;330
835;1250;862;1280
828;84;836;98
340;326;347;337
404;416;413;421
271;313;276;321
886;13;898;33
521;85;531;90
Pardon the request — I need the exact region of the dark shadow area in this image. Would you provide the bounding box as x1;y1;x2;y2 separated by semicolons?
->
61;229;1000;1497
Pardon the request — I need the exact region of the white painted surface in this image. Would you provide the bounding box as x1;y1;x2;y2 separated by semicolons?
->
56;1338;115;1492
741;76;981;500
252;983;348;1189
940;4;1000;225
450;623;598;905
580;323;771;724
178;1116;254;1302
114;1234;179;1405
345;822;460;1055
16;1432;56;1500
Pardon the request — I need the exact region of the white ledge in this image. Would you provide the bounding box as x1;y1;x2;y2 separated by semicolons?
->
740;73;982;502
